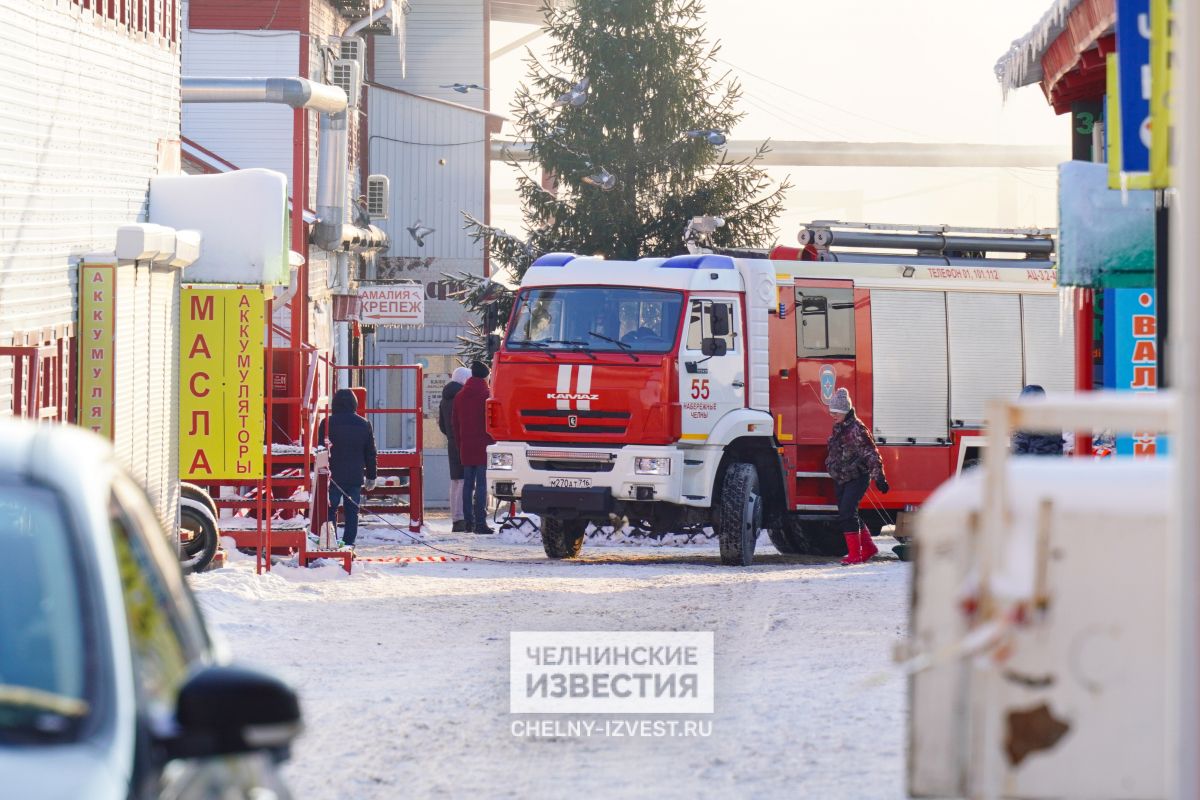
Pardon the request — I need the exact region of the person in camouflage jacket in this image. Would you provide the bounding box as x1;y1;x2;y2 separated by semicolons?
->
825;387;889;564
1011;384;1064;456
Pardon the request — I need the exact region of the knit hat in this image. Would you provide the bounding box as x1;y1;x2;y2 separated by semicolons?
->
829;387;852;414
471;360;490;379
451;366;471;384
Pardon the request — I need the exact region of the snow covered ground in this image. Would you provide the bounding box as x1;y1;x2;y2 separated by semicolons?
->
190;516;910;799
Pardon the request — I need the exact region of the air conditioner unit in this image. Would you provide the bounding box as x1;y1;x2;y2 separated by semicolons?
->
332;59;362;109
337;36;365;64
367;175;390;220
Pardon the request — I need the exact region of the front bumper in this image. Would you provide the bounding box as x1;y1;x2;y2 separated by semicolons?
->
486;442;720;510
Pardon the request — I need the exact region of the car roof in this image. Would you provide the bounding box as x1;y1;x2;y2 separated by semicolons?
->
0;419;117;493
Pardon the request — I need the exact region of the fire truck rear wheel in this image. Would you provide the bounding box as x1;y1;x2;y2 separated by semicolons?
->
716;463;761;566
541;517;587;559
768;515;810;554
809;522;850;557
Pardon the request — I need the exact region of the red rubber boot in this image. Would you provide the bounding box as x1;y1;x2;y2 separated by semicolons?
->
840;531;863;565
859;524;879;561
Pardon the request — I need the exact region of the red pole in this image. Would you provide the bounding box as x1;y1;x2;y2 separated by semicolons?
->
1074;287;1095;456
410;365;424;533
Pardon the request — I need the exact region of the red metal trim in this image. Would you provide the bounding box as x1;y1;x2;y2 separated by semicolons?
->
1074;287;1095;456
1040;0;1115;101
181;135;242;171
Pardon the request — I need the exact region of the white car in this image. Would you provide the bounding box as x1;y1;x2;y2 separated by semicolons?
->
0;420;301;799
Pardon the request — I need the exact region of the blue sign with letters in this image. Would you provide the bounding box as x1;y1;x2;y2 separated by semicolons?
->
1116;0;1152;174
1103;288;1163;456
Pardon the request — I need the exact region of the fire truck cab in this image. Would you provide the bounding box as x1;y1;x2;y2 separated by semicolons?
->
486;223;1070;565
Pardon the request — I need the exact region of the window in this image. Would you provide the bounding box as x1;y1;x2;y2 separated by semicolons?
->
685;299;737;352
508;287;684;354
796;287;855;358
0;483;91;742
110;478;208;725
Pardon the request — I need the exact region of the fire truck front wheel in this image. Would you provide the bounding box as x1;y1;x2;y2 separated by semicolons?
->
541;517;588;559
716;463;761;567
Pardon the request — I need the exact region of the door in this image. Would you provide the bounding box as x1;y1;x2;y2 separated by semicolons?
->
793;283;856;443
679;297;743;441
370;346;455;507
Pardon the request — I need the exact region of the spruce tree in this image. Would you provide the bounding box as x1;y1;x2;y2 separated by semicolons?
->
455;0;789;362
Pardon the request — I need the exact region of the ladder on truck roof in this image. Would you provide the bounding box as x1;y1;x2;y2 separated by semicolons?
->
798;220;1056;268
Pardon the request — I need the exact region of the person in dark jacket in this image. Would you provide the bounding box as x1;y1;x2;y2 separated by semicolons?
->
1012;384;1065;456
439;366;471;532
452;360;495;535
319;388;378;550
825;387;889;565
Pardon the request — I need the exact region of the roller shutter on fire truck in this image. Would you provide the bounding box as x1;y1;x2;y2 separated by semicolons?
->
1022;294;1075;393
946;292;1024;427
869;290;949;443
871;287;1075;441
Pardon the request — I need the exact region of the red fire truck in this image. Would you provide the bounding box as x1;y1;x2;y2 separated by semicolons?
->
485;222;1071;565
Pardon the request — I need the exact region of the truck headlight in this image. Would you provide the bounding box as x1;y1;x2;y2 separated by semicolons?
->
634;457;671;476
489;452;514;470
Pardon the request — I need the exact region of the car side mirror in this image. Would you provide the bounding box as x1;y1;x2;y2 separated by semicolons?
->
709;303;731;337
701;338;727;357
486;333;501;356
165;665;302;761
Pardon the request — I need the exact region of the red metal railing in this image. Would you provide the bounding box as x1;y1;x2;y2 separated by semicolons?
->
320;362;425;533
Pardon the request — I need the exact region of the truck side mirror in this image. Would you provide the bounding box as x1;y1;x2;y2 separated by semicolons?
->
486;334;501;356
701;338;727;357
709;303;731;337
165;665;302;761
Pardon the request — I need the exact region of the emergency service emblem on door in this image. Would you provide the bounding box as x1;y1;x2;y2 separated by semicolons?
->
820;365;837;405
548;365;598;410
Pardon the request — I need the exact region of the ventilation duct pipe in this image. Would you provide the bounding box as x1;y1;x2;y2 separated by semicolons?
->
312;110;350;250
181;77;347;115
180;77;353;253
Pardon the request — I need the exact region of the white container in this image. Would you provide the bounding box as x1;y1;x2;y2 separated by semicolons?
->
149;169;289;284
909;458;1168;799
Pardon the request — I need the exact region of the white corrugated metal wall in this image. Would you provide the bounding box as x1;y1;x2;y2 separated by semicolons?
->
181;30;299;185
372;0;484;108
366;85;486;330
367;0;488;507
0;2;180;411
0;2;183;530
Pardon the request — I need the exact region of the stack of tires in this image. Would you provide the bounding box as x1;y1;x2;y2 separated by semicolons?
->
179;482;219;574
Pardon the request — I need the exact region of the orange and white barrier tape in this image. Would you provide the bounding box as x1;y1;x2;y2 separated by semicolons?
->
358;554;472;564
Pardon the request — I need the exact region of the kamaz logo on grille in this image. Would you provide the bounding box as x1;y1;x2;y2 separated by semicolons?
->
551;365;597;411
546;393;599;401
568;415;578;428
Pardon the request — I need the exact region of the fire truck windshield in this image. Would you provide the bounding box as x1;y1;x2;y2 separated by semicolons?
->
508;286;684;354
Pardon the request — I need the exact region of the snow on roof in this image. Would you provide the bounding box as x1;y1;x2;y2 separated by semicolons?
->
994;0;1083;94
